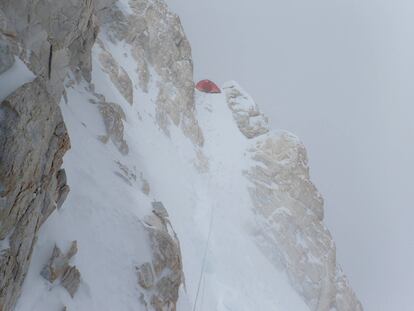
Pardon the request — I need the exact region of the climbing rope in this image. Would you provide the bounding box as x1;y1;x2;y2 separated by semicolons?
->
192;201;216;311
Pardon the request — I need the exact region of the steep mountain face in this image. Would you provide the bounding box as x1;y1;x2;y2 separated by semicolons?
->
0;0;362;310
0;0;99;308
223;82;363;311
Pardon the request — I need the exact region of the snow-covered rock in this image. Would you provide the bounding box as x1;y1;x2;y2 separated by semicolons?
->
0;41;14;75
241;102;362;311
100;0;204;146
41;241;81;298
223;81;269;139
0;78;70;310
0;0;103;307
138;202;183;310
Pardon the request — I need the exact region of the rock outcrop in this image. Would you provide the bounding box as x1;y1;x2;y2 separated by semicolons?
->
97;39;133;105
1;1;198;308
0;0;112;308
41;241;81;298
97;99;129;155
41;241;78;283
138;202;184;311
223;81;269;139
0;78;70;310
99;0;204;146
222;82;362;311
0;0;100;96
221;84;362;310
61;266;81;298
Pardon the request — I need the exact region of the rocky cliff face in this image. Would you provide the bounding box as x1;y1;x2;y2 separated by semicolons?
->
0;0;96;308
0;1;361;310
246;132;362;311
0;77;70;310
0;0;192;309
98;0;204;146
224;82;362;311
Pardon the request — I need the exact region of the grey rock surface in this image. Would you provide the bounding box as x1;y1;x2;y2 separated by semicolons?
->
41;242;81;298
137;262;155;289
0;0;363;310
97;99;129;155
61;266;81;298
0;40;14;74
41;242;78;283
223;82;269;139
0;0;107;308
0;78;70;310
140;204;183;311
100;0;204;146
0;0;97;98
97;39;133;105
246;132;363;311
151;201;169;219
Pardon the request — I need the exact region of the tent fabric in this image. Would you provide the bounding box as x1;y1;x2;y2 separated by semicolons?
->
195;79;221;93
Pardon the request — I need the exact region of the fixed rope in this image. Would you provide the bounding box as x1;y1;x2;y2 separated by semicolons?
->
192;201;216;311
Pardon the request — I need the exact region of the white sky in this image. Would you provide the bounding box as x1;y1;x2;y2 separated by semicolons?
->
169;1;414;310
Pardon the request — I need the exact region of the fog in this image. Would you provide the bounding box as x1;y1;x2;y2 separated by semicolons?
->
169;1;414;310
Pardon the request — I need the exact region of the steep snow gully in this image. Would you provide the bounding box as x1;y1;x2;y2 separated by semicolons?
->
0;0;362;310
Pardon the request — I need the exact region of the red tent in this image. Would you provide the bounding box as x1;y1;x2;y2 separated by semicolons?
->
195;79;221;94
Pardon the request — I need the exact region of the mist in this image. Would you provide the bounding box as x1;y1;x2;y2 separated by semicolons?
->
169;1;414;310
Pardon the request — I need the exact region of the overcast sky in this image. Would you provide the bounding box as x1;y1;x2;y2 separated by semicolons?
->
169;1;414;310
